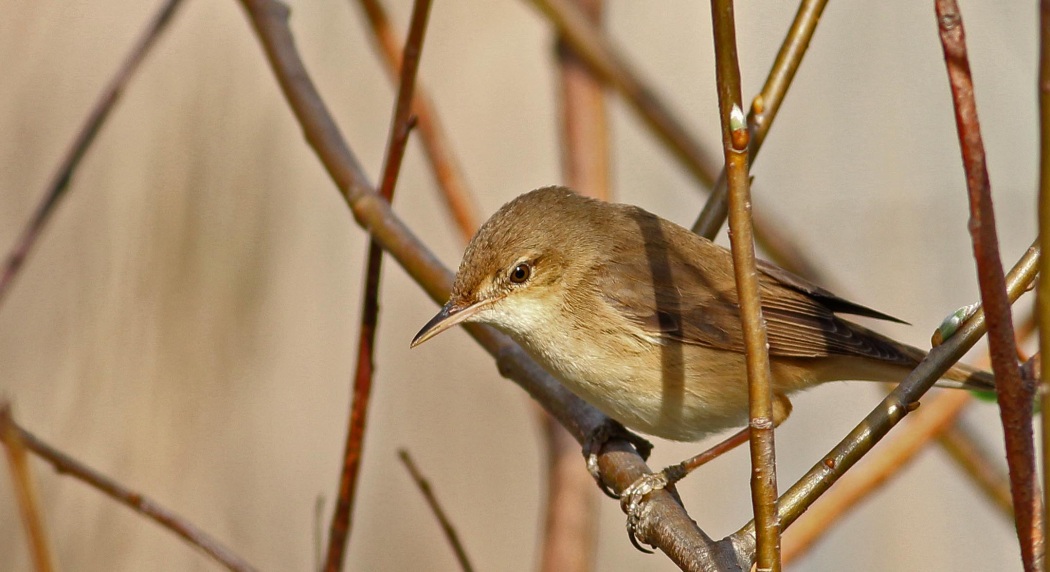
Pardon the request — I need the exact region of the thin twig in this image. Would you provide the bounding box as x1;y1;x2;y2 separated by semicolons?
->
10;419;256;571
935;2;1039;568
354;0;480;242
709;2;780;570
398;450;475;572
0;0;186;309
236;2;733;569
525;0;817;279
0;404;54;572
693;0;827;256
733;242;1041;562
1038;1;1050;570
781;390;971;564
323;1;432;570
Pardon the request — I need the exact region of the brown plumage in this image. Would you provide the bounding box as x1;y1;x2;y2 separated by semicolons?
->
413;186;994;441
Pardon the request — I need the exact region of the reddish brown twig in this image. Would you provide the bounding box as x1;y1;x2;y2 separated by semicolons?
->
8;417;255;571
323;2;431;570
935;2;1038;568
398;450;475;572
709;1;780;569
0;0;185;310
237;2;733;569
0;404;54;572
354;0;481;242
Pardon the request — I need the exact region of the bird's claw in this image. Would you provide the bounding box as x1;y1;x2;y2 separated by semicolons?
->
619;472;671;553
582;419;654;499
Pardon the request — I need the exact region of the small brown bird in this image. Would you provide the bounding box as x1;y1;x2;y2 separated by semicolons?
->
412;186;993;443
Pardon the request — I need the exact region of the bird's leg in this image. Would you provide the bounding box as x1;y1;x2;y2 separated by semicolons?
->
621;394;793;552
582;418;654;498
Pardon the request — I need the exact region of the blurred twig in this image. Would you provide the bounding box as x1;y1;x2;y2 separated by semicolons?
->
940;419;1014;516
709;2;780;569
0;0;186;310
935;2;1039;568
0;404;54;572
781;390;972;564
9;416;256;571
398;450;475;572
536;1;608;569
323;1;431;570
236;2;736;569
353;0;480;242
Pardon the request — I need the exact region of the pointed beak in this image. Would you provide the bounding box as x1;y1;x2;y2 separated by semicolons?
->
411;298;492;348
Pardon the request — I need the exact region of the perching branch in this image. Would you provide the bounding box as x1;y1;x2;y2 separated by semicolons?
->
323;1;432;569
935;2;1039;568
709;1;780;570
0;0;186;310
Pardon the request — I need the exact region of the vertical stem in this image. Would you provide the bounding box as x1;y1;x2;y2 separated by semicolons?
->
935;1;1038;568
709;1;780;570
323;1;432;569
693;0;828;242
1038;1;1050;570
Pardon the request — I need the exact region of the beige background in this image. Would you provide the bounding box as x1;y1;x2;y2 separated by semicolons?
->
0;1;1039;570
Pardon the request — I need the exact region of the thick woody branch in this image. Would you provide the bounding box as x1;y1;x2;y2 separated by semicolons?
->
236;1;732;568
935;2;1039;568
709;1;780;570
0;0;186;309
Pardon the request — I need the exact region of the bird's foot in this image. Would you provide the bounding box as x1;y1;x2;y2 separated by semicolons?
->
582;419;653;499
619;464;687;553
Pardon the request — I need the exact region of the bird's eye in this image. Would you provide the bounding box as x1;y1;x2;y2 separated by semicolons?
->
508;262;531;284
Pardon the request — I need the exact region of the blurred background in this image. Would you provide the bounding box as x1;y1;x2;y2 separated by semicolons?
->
0;1;1040;570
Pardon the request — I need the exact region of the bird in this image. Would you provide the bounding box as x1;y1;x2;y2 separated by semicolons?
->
412;185;993;447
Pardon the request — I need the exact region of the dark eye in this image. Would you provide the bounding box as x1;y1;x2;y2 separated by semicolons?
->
508;262;531;284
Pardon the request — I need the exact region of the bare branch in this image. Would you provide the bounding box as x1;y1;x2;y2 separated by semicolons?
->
1038;1;1050;570
935;2;1039;568
0;404;54;572
354;0;481;242
734;242;1041;560
0;0;186;309
709;1;780;569
398;450;475;572
323;1;432;570
9;417;256;571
